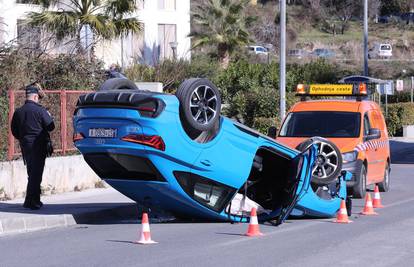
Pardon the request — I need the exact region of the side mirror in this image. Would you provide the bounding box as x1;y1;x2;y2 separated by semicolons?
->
365;128;381;141
267;126;278;139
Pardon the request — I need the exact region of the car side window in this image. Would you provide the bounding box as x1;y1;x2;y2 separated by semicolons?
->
363;113;371;136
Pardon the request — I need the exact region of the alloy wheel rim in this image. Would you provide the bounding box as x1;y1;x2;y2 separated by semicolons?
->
311;141;339;179
189;85;218;125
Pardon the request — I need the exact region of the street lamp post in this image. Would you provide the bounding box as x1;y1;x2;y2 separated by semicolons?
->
363;0;368;76
279;0;286;121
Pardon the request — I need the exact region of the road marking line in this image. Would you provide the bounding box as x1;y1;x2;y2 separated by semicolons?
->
381;196;414;209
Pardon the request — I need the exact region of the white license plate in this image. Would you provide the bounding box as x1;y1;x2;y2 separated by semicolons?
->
88;128;117;138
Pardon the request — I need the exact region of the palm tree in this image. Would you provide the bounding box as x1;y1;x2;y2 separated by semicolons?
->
25;0;142;53
190;0;255;68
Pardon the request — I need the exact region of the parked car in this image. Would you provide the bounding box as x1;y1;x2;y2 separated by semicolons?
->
288;49;309;59
378;15;390;23
368;43;392;59
247;45;269;55
312;48;335;58
277;82;390;199
73;78;349;225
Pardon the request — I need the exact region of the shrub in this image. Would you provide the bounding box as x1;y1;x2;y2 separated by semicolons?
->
381;92;412;104
0;51;105;93
125;58;220;93
385;103;414;136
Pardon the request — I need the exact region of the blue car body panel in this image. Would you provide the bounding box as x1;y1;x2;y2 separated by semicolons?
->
74;92;346;222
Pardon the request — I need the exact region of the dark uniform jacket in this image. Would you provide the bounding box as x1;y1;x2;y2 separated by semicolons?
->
11;100;55;156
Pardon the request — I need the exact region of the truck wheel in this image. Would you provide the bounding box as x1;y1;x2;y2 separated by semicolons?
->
352;161;367;199
99;78;138;91
176;78;221;134
378;162;390;192
296;137;343;185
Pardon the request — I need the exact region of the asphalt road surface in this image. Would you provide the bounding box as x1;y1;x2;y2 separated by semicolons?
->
1;164;414;267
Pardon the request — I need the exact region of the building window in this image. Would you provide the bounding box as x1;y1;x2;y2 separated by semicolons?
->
158;24;176;60
128;30;145;63
158;0;176;10
17;19;41;50
16;0;32;3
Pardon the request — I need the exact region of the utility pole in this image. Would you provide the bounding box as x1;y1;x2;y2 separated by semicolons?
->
121;34;124;71
363;0;368;76
279;0;286;121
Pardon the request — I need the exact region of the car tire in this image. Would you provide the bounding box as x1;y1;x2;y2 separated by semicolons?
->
378;162;390;192
296;137;343;185
176;78;221;133
352;161;367;199
98;78;139;91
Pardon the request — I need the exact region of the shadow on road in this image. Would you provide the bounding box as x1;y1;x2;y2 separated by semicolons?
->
0;202;141;224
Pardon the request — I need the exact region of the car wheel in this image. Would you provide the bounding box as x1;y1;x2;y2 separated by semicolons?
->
98;78;139;91
296;137;343;185
352;162;367;199
378;162;390;192
176;78;221;133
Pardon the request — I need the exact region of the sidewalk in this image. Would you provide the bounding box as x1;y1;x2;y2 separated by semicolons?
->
0;188;138;236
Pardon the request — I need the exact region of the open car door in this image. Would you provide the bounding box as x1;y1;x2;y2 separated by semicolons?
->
270;144;317;225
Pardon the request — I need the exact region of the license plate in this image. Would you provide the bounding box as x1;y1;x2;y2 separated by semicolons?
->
88;128;117;138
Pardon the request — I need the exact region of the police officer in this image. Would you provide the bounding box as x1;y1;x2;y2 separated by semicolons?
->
11;84;55;210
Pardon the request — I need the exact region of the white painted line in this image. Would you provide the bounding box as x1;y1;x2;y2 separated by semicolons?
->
381;196;414;209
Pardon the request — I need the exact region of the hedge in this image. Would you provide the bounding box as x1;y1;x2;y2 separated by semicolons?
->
385;102;414;136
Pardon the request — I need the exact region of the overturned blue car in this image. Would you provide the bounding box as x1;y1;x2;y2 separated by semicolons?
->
73;78;349;225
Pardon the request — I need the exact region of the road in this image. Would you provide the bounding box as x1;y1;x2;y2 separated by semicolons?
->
1;164;414;267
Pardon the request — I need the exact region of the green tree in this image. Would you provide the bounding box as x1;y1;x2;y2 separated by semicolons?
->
25;0;142;53
380;0;413;16
190;0;256;68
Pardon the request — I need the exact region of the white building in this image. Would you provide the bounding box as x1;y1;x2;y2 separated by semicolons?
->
0;0;191;66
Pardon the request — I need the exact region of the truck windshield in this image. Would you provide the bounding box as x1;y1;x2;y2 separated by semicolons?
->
279;111;361;138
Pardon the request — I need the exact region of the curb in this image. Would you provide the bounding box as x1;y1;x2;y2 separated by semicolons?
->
0;203;139;236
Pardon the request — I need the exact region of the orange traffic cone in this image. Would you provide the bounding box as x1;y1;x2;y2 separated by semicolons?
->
333;199;352;223
245;207;263;237
360;193;378;215
373;185;384;208
135;212;157;244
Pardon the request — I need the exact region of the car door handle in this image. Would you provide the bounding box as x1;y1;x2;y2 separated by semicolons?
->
200;160;211;166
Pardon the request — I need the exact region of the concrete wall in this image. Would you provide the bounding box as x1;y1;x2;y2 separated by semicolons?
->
0;155;101;200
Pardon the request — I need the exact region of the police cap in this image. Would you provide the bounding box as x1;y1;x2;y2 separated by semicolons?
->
25;83;45;99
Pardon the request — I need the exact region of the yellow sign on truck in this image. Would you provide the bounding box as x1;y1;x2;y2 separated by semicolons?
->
309;84;353;95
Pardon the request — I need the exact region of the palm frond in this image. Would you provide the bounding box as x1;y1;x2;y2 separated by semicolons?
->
27;11;79;40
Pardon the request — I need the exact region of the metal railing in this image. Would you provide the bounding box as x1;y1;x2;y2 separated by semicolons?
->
7;89;92;161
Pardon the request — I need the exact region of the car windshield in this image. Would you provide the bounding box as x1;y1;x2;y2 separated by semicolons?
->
279;111;361;138
380;45;391;50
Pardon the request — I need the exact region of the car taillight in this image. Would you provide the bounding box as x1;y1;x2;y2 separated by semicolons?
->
136;100;159;118
121;134;165;151
73;132;85;142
